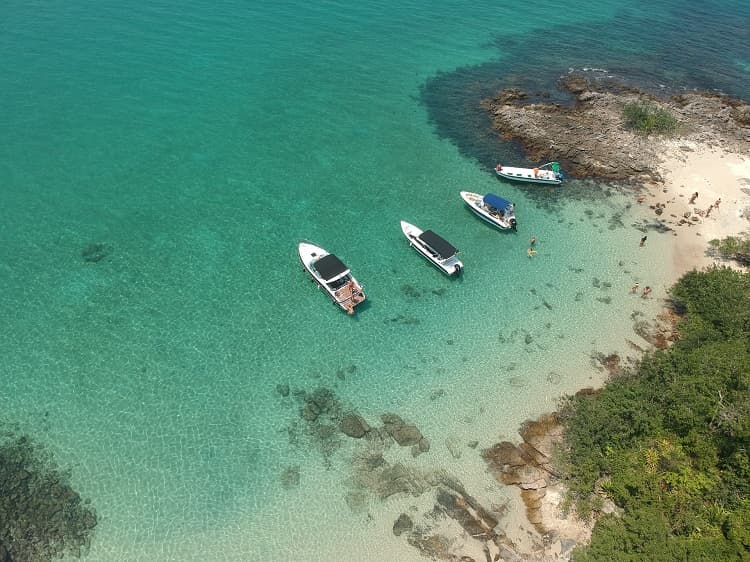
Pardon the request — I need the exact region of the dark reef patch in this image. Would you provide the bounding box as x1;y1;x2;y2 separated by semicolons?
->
0;430;97;562
81;243;111;263
419;0;750;197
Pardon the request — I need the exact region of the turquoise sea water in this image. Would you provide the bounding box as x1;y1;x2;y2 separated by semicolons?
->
2;1;749;560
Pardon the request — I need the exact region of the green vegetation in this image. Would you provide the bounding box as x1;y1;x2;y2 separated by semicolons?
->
710;235;750;267
559;267;750;561
622;101;678;135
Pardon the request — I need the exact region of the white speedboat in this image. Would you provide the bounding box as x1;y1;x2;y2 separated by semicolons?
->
495;161;563;185
460;191;517;230
400;221;462;276
298;242;365;314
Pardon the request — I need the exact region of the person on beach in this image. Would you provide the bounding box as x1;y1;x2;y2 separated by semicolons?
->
641;286;652;298
640;235;648;247
689;192;698;204
530;236;536;246
631;282;640;293
715;198;721;211
706;204;714;217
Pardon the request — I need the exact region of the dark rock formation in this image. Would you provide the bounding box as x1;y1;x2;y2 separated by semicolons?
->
81;243;110;263
381;413;424;446
593;352;622;377
482;75;750;181
280;466;300;489
276;383;290;397
483;414;564;533
392;513;413;536
339;413;371;438
0;433;97;562
295;387;345;463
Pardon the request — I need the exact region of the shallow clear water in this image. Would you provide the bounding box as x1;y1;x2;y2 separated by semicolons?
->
1;1;748;560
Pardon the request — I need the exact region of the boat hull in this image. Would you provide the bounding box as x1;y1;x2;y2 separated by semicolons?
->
298;242;365;313
459;191;517;230
400;221;462;276
495;165;562;185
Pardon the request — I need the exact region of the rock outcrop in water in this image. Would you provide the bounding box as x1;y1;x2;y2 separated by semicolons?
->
483;414;564;532
482;75;750;181
0;432;97;562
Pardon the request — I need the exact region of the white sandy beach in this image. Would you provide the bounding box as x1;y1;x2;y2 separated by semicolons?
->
523;141;750;559
642;141;750;277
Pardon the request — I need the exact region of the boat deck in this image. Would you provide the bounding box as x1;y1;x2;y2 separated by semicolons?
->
334;281;364;310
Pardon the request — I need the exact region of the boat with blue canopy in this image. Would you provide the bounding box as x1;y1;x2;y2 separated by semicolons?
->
460;191;517;230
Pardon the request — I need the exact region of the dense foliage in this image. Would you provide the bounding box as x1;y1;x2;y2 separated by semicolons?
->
622;101;678;135
559;267;750;561
710;236;750;267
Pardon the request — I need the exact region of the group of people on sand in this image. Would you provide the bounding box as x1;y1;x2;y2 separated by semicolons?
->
638;191;723;221
690;193;722;218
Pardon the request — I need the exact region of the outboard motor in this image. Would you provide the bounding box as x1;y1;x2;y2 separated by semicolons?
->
510;218;517;230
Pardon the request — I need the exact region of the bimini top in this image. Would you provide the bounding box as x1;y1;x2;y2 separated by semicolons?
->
418;230;458;259
314;254;350;282
483;193;513;210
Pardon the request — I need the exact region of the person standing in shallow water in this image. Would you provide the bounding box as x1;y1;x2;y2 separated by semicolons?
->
640;235;647;247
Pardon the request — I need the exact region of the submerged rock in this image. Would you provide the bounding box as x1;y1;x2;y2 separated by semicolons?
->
0;432;97;562
340;413;371;438
81;243;110;263
276;383;290;397
483;414;564;533
280;466;300;489
381;413;424;446
392;513;413;536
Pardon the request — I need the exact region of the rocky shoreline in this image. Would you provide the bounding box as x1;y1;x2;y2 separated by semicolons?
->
482;75;750;181
265;78;750;562
474;74;750;561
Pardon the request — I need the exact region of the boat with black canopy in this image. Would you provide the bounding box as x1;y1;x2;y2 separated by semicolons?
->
400;221;462;276
460;191;517;230
298;242;365;314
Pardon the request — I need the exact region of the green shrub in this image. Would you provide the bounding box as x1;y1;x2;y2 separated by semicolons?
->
622;101;678;135
561;268;750;560
709;236;750;266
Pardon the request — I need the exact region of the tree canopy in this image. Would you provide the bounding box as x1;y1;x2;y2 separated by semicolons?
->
560;267;750;560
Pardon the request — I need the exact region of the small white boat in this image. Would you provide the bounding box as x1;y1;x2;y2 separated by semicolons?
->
400;221;463;276
495;161;563;185
298;242;365;314
460;191;517;230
